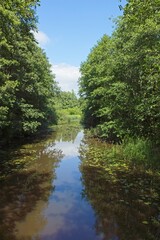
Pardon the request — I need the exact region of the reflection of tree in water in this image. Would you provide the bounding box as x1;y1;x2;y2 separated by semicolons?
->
79;137;160;240
0;132;64;240
55;124;82;143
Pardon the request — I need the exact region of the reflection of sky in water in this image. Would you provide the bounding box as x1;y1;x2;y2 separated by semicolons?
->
14;128;119;240
41;161;98;239
46;130;84;157
40;130;103;240
4;125;155;240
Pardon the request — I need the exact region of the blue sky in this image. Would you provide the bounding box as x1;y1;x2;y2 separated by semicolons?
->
35;0;126;93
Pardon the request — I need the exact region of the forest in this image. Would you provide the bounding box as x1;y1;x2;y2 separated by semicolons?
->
79;0;160;143
0;0;80;143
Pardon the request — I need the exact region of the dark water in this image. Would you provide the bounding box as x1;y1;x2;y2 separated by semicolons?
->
0;126;101;240
0;125;160;240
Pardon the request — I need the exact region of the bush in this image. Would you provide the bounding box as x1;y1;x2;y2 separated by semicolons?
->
123;138;151;164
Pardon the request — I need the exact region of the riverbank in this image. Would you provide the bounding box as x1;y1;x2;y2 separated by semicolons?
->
79;131;160;239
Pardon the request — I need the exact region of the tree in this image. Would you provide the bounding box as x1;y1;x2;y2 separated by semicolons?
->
0;0;58;139
79;0;160;142
79;35;114;127
114;0;160;139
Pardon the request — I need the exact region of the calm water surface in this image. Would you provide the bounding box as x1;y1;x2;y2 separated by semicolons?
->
0;126;102;240
0;125;160;240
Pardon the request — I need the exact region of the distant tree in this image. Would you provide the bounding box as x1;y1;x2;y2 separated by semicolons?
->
56;90;79;109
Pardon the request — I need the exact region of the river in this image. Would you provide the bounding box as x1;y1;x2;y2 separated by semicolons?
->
0;125;159;240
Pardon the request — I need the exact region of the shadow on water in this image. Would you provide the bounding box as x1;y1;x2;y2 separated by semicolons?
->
0;129;64;240
79;135;160;240
2;125;159;240
0;124;82;240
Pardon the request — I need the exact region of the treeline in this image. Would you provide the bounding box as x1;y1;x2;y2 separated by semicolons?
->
79;0;160;143
55;90;82;123
0;0;59;140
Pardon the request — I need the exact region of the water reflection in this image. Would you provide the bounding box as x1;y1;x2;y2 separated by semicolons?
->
37;129;101;240
79;135;160;240
2;126;158;240
0;131;63;240
55;124;82;143
1;125;103;240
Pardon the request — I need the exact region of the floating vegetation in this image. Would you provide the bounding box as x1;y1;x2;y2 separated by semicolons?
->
79;132;160;240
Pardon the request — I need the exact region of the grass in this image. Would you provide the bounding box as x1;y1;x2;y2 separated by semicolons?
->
82;130;160;171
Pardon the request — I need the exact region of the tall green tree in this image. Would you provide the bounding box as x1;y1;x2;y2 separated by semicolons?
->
79;35;114;128
0;0;57;139
58;90;79;109
114;0;160;139
79;0;160;141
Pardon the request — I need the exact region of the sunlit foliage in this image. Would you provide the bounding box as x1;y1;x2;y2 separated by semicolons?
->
79;0;160;142
0;0;58;140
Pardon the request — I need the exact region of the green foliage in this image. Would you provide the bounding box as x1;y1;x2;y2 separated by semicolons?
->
123;137;160;169
123;138;151;164
79;135;160;240
79;0;160;143
57;108;81;124
79;35;115;128
54;90;82;124
0;0;58;139
57;90;79;109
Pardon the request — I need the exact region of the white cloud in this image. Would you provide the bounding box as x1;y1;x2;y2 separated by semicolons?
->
51;63;81;94
45;130;83;157
33;30;50;46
